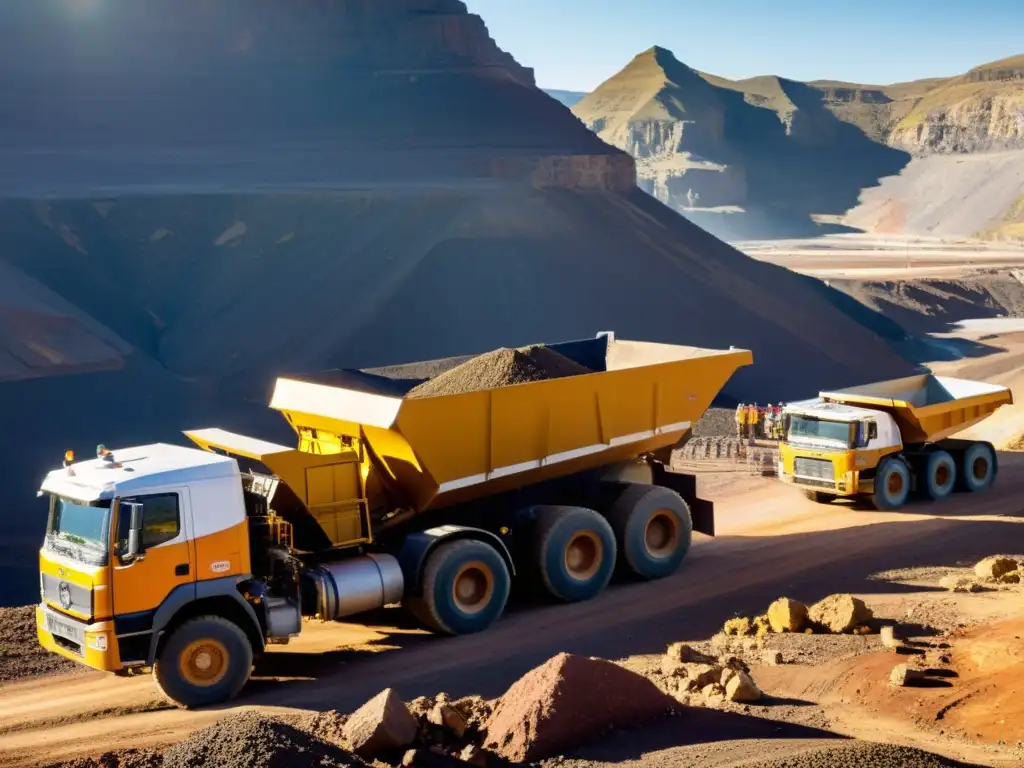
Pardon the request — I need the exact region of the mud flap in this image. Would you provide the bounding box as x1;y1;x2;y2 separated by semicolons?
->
651;463;715;537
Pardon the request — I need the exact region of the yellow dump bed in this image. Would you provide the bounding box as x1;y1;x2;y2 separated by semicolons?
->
187;335;750;546
820;374;1013;444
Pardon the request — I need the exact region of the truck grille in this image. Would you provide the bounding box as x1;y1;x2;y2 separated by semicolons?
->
794;457;834;481
42;574;92;619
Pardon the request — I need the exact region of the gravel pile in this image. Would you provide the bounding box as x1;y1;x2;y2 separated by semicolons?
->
743;741;979;767
407;346;591;398
161;712;367;768
692;408;737;437
43;749;164;768
0;605;78;682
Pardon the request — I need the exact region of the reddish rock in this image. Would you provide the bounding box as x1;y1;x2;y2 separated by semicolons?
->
343;688;418;760
483;652;677;762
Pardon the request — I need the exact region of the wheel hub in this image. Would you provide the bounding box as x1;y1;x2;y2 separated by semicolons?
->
452;561;493;615
564;531;601;581
644;510;679;558
179;639;228;687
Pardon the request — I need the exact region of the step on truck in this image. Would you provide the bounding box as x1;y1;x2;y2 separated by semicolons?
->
36;333;752;707
777;374;1012;509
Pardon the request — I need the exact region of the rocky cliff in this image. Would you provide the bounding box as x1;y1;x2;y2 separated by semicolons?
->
888;56;1024;155
570;48;1024;240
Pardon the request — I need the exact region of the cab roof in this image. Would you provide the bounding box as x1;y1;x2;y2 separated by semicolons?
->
40;443;238;502
784;398;879;422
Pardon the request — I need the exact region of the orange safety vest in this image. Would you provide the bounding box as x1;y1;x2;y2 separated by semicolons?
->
748;406;760;424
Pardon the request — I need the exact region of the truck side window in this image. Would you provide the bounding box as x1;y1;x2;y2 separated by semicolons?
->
117;493;181;552
867;421;878;441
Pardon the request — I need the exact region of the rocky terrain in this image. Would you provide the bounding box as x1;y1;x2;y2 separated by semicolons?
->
27;555;1024;768
0;0;923;608
568;48;1024;241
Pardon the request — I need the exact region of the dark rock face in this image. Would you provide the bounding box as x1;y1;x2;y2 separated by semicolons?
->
0;0;629;193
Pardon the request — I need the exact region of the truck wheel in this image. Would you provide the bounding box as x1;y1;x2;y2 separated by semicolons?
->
961;442;995;493
872;456;910;510
923;450;957;500
417;539;510;636
802;489;836;504
153;616;253;708
532;506;616;602
606;484;693;580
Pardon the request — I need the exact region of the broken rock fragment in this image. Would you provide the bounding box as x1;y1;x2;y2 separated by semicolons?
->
974;556;1018;582
767;597;808;633
999;569;1021;584
725;670;762;702
889;664;927;687
723;617;753;636
343;688;419;760
808;594;873;634
938;575;982;593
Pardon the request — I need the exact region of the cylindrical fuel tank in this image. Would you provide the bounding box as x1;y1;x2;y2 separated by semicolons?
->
304;553;405;621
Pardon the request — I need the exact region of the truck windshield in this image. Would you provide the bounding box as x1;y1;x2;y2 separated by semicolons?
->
46;496;112;562
787;416;853;448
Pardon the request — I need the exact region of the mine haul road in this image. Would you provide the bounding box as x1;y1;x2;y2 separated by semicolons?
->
2;457;1023;767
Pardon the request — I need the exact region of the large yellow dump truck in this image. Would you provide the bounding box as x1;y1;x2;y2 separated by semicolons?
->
777;374;1012;510
35;333;751;707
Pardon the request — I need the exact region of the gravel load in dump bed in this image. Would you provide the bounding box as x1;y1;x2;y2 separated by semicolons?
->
161;712;367;768
743;741;980;768
406;346;592;398
0;605;78;682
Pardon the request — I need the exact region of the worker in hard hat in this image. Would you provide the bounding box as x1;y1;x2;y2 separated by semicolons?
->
747;402;760;440
735;402;747;439
763;406;775;443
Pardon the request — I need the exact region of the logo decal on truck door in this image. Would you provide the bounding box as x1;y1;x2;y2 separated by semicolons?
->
210;561;231;574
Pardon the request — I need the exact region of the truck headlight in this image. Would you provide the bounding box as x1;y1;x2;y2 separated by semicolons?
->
86;634;108;652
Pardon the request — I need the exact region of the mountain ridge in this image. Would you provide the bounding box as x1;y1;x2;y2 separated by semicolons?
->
568;47;1024;240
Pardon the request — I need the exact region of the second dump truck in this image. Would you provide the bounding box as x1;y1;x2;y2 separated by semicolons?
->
36;333;751;707
778;374;1012;509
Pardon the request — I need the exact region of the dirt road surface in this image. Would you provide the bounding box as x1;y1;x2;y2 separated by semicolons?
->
2;460;1022;768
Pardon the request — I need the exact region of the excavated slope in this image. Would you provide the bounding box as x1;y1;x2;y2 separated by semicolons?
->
0;0;914;607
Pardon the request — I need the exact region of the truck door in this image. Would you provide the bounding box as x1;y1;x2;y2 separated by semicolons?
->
110;488;195;653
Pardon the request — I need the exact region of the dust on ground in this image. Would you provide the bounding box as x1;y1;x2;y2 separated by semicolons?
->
0;607;78;683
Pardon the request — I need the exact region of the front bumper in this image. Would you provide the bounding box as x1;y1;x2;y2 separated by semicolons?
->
36;604;122;672
778;467;863;497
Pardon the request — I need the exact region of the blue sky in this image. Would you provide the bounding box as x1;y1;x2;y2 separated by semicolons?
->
466;0;1024;91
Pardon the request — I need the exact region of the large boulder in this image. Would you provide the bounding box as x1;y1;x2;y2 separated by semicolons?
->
767;597;808;633
809;594;873;634
484;653;677;762
974;556;1019;582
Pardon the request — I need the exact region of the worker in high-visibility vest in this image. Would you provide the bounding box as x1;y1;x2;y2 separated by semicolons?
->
735;403;747;438
747;402;760;440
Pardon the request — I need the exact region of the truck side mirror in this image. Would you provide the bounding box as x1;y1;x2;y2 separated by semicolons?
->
123;502;145;560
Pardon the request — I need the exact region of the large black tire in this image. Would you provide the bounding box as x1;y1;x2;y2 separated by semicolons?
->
606;484;693;580
532;506;616;602
872;456;911;510
802;489;836;504
415;539;510;636
960;442;996;493
153;615;253;708
923;450;957;500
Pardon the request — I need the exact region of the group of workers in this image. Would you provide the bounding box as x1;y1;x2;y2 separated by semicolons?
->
735;402;786;440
